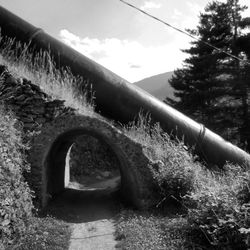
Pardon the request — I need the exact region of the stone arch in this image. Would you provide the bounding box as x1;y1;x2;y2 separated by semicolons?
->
44;127;136;204
29;114;157;209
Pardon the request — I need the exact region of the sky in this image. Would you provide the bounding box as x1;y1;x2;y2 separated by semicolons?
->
0;0;249;82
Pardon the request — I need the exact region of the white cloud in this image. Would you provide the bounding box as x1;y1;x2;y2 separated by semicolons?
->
186;1;203;14
183;1;204;29
59;29;187;82
172;9;182;18
140;1;161;11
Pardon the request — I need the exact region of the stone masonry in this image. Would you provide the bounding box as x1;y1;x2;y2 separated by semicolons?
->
0;65;75;134
0;65;163;209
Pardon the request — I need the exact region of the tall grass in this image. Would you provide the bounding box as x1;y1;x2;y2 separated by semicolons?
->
0;35;95;115
123;113;250;249
124;112;199;203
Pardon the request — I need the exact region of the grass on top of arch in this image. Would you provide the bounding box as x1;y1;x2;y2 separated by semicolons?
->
0;34;95;116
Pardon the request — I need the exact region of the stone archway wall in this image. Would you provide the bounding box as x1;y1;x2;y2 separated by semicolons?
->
29;114;158;209
0;65;160;210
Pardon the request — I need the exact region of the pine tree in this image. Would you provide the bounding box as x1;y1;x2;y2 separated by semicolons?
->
235;16;250;150
166;0;250;147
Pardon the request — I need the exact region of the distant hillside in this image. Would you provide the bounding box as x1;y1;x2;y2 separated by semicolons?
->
134;71;175;101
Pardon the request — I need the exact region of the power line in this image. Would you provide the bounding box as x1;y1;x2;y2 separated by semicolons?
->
119;0;250;66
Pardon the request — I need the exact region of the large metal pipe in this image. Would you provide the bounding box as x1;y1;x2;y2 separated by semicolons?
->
0;5;249;167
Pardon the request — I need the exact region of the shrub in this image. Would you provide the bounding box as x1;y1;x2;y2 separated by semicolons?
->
124;113;200;205
184;164;250;249
0;106;33;246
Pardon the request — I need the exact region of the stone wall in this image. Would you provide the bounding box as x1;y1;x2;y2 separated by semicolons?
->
29;115;160;209
0;65;75;134
0;65;162;209
0;65;121;185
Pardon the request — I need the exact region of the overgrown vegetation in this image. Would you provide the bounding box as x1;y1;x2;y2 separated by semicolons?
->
162;1;250;245
185;164;250;249
0;106;33;247
0;35;95;115
121;114;250;249
115;209;187;250
124;113;199;204
0;36;91;248
0;106;70;249
11;216;70;250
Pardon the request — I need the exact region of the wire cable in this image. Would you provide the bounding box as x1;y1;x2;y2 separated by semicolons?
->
119;0;250;66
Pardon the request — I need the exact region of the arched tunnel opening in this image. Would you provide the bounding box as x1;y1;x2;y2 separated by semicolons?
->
64;134;121;192
42;128;141;221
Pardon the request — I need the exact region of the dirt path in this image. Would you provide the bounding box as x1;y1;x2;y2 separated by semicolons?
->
69;218;117;250
46;186;121;250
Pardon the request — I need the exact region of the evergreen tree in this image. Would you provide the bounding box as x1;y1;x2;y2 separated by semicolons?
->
166;0;250;148
235;16;250;150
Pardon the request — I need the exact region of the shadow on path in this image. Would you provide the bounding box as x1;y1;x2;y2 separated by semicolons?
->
44;188;122;249
44;188;121;223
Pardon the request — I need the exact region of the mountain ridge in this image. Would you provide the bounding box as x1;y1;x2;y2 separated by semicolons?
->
134;71;175;101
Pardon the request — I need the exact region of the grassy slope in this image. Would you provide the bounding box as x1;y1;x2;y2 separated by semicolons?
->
118;114;250;249
0;37;94;116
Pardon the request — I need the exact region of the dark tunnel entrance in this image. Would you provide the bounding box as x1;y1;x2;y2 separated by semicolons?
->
43;128;140;209
64;134;121;193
